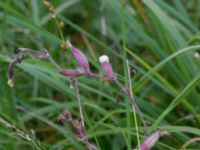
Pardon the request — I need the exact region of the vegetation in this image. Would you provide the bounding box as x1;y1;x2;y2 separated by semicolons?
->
0;0;200;149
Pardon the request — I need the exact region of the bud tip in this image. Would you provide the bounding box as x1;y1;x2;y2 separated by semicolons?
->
99;55;109;63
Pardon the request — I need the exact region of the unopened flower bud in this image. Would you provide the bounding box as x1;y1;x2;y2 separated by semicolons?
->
72;47;90;73
140;131;169;150
60;68;84;78
99;55;115;80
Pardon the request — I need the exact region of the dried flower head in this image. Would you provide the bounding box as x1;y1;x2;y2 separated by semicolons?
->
7;48;62;87
57;114;66;122
43;0;50;7
7;48;28;87
99;55;115;80
60;42;68;50
43;0;56;18
140;130;169;150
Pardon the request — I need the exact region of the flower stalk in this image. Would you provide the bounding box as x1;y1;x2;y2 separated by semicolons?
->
98;55;148;134
7;44;148;148
127;60;141;149
73;79;86;132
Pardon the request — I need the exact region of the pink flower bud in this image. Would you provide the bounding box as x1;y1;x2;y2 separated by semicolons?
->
60;69;82;77
72;47;90;73
140;131;169;150
99;55;115;80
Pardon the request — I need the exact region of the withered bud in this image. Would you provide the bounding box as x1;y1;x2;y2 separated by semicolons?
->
57;114;66;122
7;64;14;87
58;109;73;122
49;6;56;18
43;0;56;18
7;64;14;79
63;109;72;120
43;0;50;7
7;48;61;88
59;21;64;29
60;42;68;50
61;40;73;50
50;12;56;18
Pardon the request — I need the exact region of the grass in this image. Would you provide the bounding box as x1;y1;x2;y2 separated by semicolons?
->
0;0;200;149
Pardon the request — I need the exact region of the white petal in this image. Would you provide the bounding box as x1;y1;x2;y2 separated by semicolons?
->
99;55;109;63
66;40;73;48
194;52;200;58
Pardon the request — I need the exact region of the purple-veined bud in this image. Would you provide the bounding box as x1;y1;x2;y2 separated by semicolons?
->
71;47;90;73
60;68;85;78
140;131;169;150
99;55;115;80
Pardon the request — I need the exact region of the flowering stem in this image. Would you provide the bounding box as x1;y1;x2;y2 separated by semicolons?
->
20;48;62;71
73;79;85;131
113;80;148;135
29;48;62;71
46;52;62;71
73;79;96;150
127;60;141;149
55;18;65;42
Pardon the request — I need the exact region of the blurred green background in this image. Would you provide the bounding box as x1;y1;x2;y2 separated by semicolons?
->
0;0;200;149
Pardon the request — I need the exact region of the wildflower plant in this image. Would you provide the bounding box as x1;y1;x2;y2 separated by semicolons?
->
1;0;200;149
6;0;149;149
7;41;150;149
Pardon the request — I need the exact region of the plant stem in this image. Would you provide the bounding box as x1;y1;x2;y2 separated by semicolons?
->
55;18;65;42
127;60;141;150
73;79;97;150
73;79;85;130
113;80;148;135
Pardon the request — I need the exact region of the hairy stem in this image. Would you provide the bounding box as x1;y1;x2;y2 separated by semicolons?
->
127;60;141;149
73;79;96;150
113;80;148;135
73;79;85;129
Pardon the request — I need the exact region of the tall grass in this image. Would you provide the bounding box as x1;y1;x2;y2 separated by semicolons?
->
0;0;200;149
